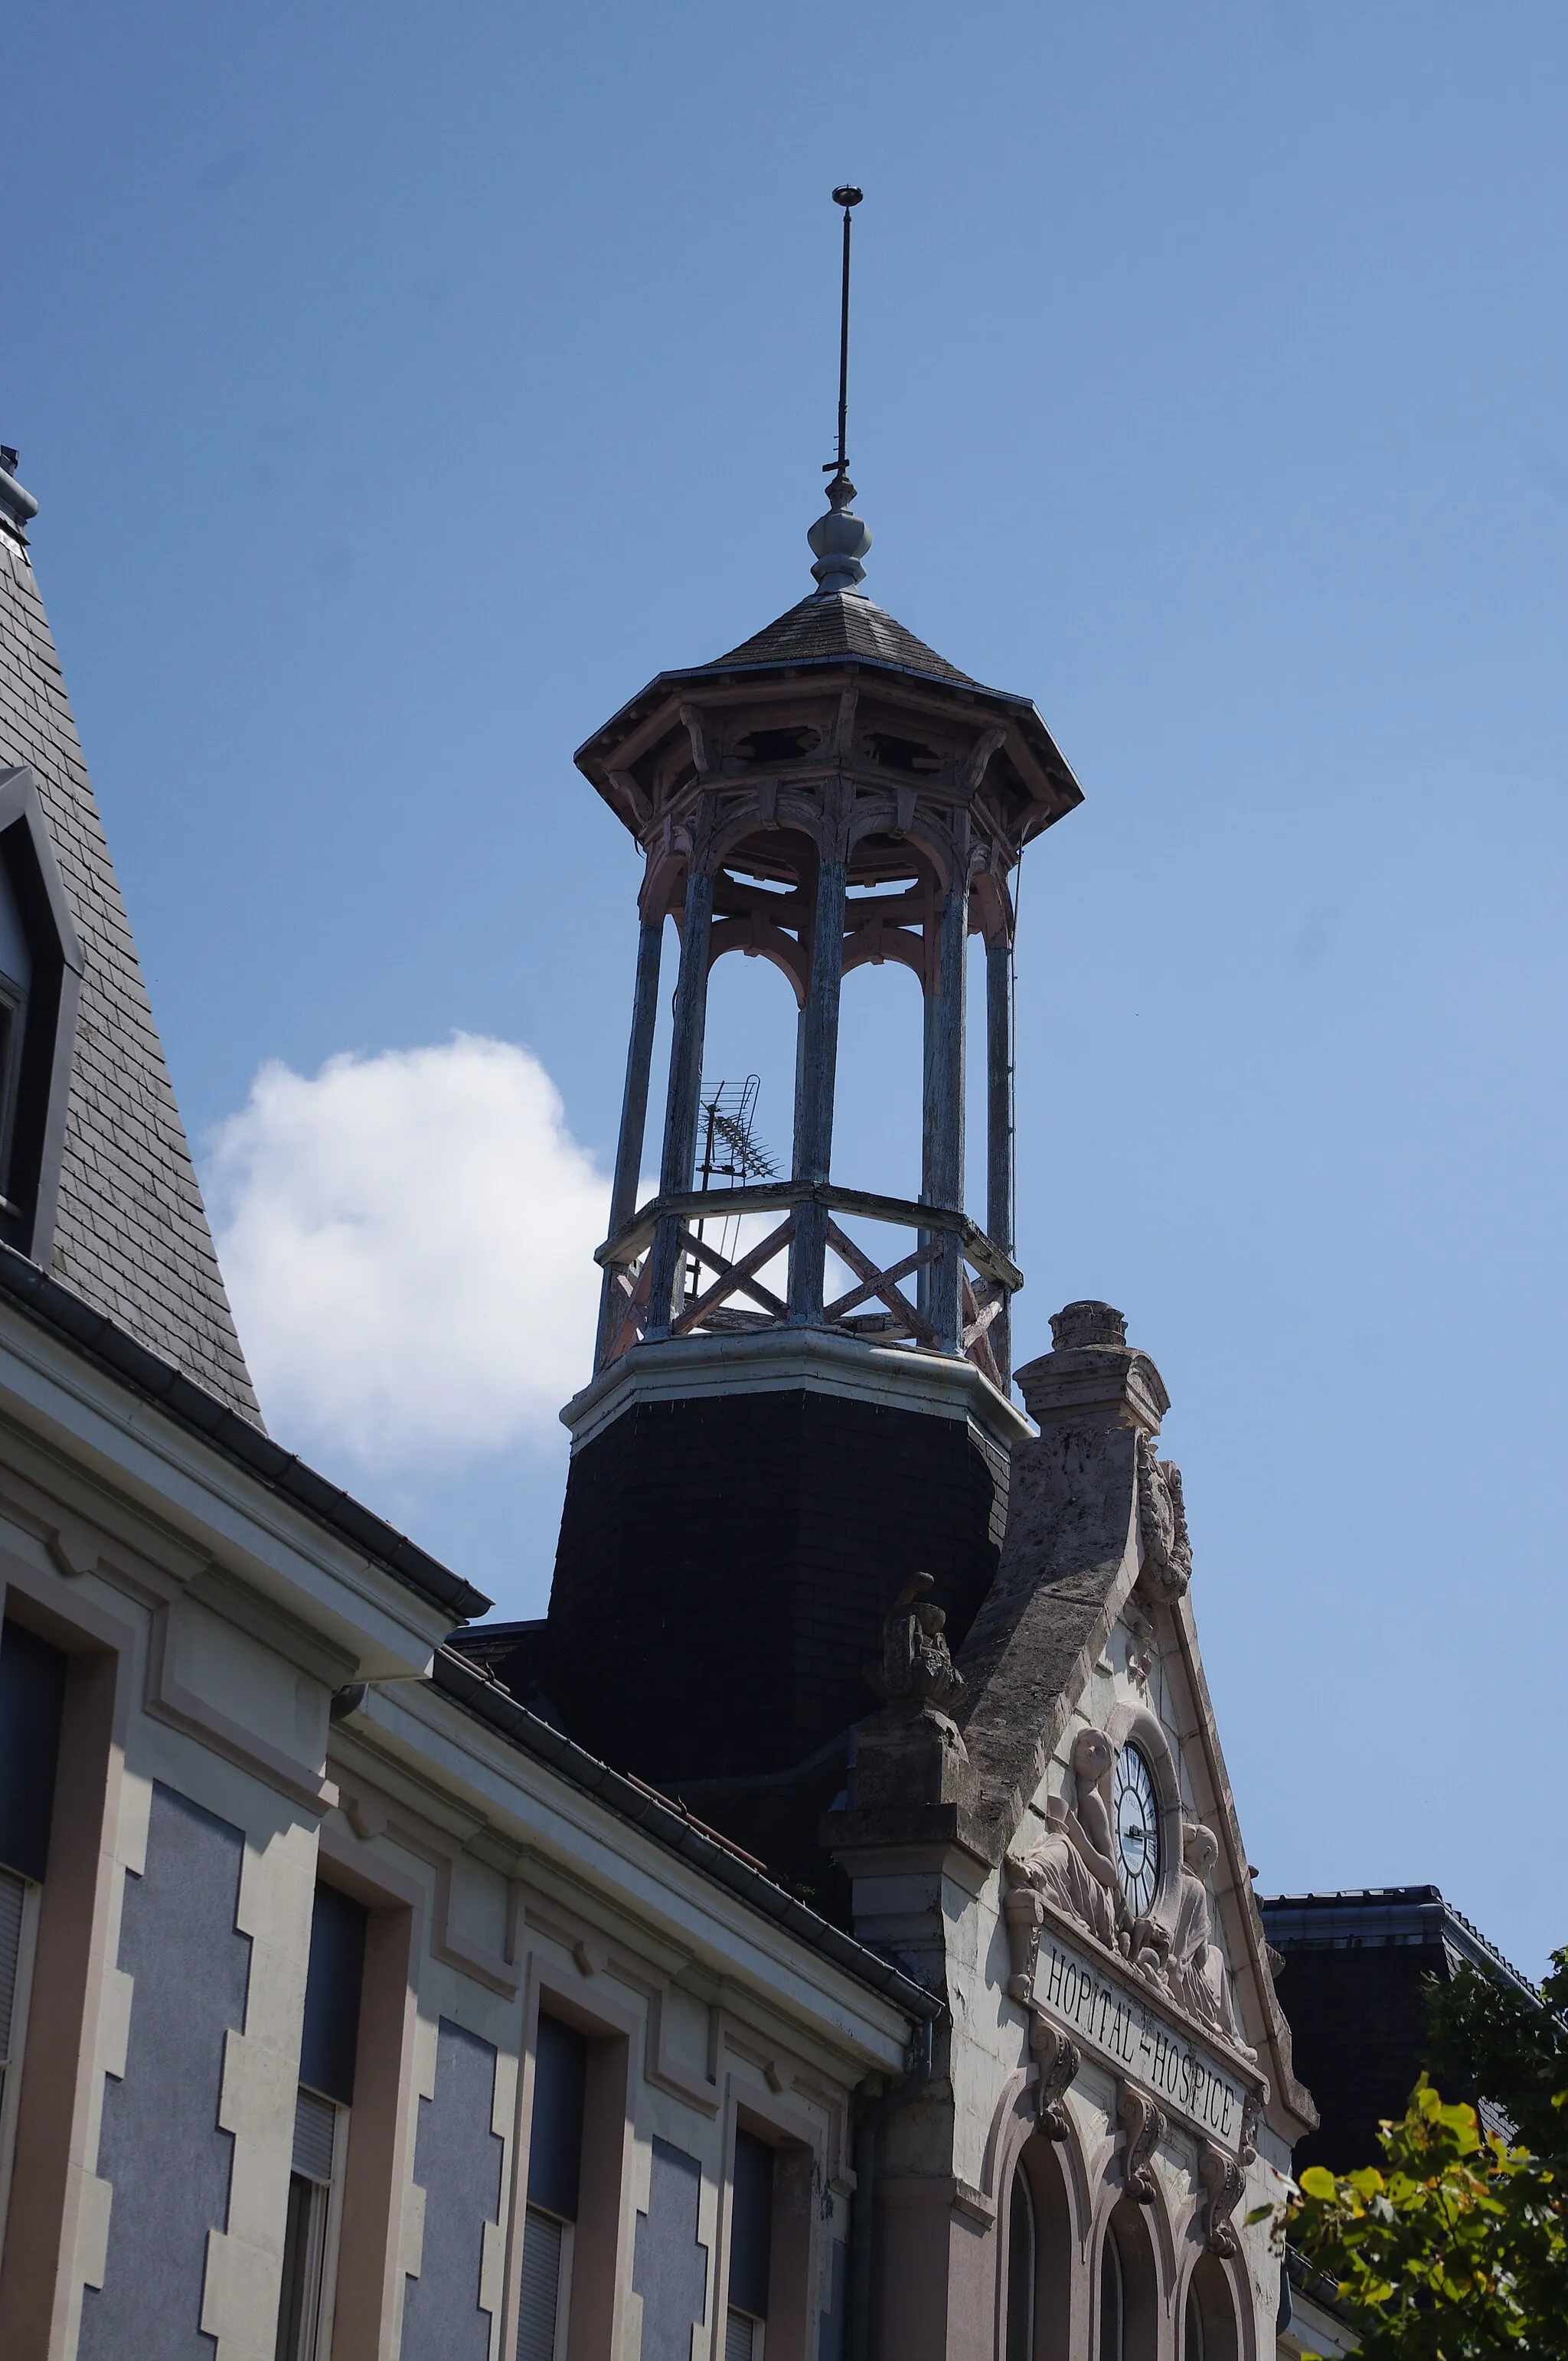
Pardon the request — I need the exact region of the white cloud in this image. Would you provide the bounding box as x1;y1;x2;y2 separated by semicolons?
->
206;1035;609;1471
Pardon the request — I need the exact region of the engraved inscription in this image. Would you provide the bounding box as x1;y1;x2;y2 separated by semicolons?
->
1034;1932;1247;2152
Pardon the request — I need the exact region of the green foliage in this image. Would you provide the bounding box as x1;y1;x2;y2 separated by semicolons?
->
1284;2076;1568;2359
1423;1947;1568;2170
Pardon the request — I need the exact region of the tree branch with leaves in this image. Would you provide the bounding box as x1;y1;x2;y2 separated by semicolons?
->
1270;1946;1568;2358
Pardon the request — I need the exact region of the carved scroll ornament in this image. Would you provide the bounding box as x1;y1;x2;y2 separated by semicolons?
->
1029;2010;1081;2141
1198;2141;1246;2256
1118;2082;1168;2204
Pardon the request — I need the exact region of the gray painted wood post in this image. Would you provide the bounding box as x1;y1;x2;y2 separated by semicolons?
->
922;872;969;1353
788;854;848;1321
985;939;1014;1384
644;870;714;1338
917;994;938;1321
595;917;665;1367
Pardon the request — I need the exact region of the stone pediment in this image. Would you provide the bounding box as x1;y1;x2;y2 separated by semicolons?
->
952;1304;1317;2141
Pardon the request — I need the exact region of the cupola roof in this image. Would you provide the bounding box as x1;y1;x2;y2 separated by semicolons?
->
693;587;975;690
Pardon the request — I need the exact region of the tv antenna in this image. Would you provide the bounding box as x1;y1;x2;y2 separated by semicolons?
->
684;1077;779;1308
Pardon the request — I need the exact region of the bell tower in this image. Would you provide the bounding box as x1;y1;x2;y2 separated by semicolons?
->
544;195;1083;1838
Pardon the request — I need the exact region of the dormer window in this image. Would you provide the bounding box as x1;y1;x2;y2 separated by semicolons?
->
0;854;33;1205
0;768;83;1262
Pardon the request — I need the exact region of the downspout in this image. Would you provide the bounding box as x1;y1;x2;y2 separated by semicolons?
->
847;2008;939;2361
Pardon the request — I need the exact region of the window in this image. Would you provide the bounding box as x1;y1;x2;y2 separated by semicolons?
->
1183;2252;1236;2361
724;2128;773;2361
0;1868;38;2189
0;1618;66;2241
0;855;31;1203
274;1884;367;2361
1005;2168;1035;2361
518;2013;588;2361
1099;2225;1124;2361
0;767;83;1259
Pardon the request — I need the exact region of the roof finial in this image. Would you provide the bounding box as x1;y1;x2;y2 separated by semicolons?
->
808;186;873;598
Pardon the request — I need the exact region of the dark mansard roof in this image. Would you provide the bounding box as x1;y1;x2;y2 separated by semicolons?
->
0;459;261;1422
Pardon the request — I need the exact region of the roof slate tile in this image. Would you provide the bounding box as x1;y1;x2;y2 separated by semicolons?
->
0;524;261;1422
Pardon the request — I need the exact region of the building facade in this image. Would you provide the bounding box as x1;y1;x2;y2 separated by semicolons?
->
0;429;1331;2361
1258;1886;1540;2173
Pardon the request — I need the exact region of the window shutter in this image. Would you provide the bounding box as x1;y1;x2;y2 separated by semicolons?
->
292;2085;338;2186
0;1864;24;2060
516;2206;564;2361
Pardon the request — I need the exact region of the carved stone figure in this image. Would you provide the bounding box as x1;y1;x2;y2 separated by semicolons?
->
1165;1823;1256;2062
1029;2011;1081;2141
864;1572;965;1714
1239;2093;1259;2168
1003;1727;1122;1990
1136;1435;1192;1602
1117;2082;1167;2205
851;1572;973;1819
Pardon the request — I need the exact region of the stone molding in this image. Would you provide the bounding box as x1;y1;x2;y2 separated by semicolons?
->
559;1321;1031;1455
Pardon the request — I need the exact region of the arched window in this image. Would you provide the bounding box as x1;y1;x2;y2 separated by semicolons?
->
1099;2225;1124;2361
1100;2202;1158;2360
1008;2133;1073;2361
1184;2252;1238;2361
1005;2167;1035;2361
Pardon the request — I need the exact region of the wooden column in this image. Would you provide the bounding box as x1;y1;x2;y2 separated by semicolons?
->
985;939;1014;1383
596;917;665;1365
922;865;969;1353
787;852;848;1321
644;868;714;1338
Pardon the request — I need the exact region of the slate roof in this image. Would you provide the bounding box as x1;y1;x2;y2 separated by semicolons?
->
0;478;261;1422
694;589;978;688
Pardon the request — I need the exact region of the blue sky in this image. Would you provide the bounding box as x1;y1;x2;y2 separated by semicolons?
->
6;1;1567;1975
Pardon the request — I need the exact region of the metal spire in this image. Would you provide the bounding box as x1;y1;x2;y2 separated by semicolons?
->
831;184;860;481
808;185;874;597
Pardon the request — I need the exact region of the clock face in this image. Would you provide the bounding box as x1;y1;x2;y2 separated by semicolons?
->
1113;1744;1161;1919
